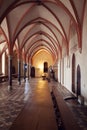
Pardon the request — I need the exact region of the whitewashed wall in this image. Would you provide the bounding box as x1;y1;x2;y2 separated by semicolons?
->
57;2;87;105
63;56;72;92
77;2;87;105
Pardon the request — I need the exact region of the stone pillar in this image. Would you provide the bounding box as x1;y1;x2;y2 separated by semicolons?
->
27;63;29;80
8;55;12;91
24;62;26;81
18;59;21;85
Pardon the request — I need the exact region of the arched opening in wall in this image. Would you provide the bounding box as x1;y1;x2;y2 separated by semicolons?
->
44;62;48;73
5;54;8;75
77;65;81;97
2;53;5;74
72;54;75;93
30;67;35;77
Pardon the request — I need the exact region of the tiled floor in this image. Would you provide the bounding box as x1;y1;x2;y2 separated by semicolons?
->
0;80;29;130
0;78;87;130
68;104;87;130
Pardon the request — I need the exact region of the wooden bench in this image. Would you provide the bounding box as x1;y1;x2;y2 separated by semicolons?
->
0;73;20;83
52;86;81;130
0;75;8;83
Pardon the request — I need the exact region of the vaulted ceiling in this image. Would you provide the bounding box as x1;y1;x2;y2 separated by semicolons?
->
0;0;86;63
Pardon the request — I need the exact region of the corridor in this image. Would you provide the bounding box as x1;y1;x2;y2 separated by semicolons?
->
0;1;87;130
0;78;87;130
0;78;57;130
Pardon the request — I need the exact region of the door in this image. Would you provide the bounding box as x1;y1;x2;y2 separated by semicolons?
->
31;67;35;77
44;62;48;73
77;65;81;97
72;54;75;93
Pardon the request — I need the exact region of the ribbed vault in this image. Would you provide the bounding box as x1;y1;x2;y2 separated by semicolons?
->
0;0;86;63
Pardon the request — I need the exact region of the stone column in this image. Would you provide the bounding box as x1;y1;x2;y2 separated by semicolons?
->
8;55;12;91
27;63;29;80
18;59;21;85
23;62;26;81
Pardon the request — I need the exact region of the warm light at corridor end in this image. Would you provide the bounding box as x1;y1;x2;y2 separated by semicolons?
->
38;63;43;72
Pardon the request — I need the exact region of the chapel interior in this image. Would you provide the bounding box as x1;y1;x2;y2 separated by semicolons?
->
0;0;87;130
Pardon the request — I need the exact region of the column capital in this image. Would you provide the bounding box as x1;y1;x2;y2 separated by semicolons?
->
8;55;13;60
17;51;22;59
18;58;21;62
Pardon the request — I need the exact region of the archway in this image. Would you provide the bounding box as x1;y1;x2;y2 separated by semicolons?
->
30;67;35;77
44;62;48;73
77;65;81;97
72;54;75;93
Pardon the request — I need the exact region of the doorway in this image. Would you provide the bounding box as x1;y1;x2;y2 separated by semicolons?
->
44;62;48;73
77;65;81;97
31;67;35;77
72;54;75;93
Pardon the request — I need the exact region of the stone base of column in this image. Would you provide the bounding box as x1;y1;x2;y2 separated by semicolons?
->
18;81;21;85
8;85;12;91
